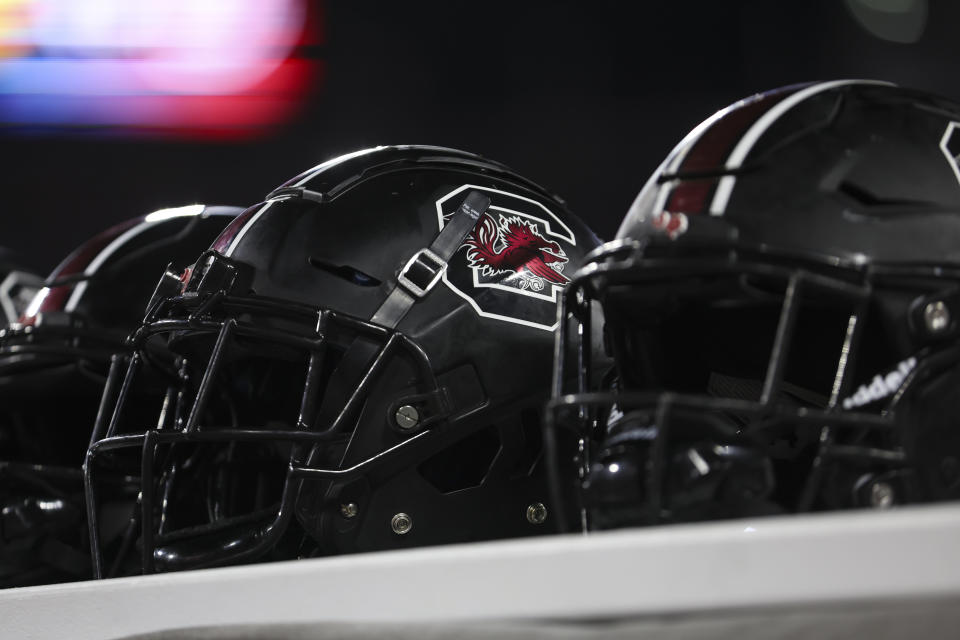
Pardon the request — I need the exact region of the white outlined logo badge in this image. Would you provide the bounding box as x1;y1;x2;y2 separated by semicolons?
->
436;184;577;331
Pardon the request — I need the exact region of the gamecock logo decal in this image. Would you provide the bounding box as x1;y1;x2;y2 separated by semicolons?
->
436;184;578;331
464;213;569;291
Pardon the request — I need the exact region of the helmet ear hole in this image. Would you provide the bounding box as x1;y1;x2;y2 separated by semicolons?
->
417;425;501;494
307;257;382;287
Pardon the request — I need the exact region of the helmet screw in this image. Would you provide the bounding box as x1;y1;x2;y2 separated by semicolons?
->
870;482;895;509
391;512;413;535
526;502;548;525
924;300;951;334
340;502;359;519
395;405;420;430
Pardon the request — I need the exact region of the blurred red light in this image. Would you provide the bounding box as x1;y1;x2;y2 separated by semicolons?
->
0;1;324;139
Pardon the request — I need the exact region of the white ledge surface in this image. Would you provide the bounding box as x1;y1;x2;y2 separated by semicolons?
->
2;504;960;639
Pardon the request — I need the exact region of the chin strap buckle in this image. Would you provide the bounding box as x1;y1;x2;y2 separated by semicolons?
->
370;190;490;329
396;248;446;298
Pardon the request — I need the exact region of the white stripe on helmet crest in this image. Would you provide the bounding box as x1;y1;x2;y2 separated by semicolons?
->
64;204;210;312
292;147;385;187
223;201;276;258
708;79;895;216
617;92;772;239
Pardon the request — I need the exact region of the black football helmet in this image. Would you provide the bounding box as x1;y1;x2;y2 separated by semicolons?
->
84;145;599;576
0;205;240;586
549;80;960;532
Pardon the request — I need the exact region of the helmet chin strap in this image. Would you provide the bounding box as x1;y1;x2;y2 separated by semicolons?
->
370;190;490;329
306;191;491;451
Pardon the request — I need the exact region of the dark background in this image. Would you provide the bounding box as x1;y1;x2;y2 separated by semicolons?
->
3;0;958;273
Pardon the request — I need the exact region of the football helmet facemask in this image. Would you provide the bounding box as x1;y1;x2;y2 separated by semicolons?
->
0;205;240;586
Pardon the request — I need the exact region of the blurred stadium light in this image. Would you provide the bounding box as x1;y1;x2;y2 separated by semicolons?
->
0;0;321;137
844;0;928;44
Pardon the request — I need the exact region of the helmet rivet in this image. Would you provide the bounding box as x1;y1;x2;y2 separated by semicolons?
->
395;405;420;430
391;512;413;535
340;502;359;519
526;502;548;525
870;482;895;509
924;301;950;334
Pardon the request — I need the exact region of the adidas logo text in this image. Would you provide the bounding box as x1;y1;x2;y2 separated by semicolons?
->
842;357;917;410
